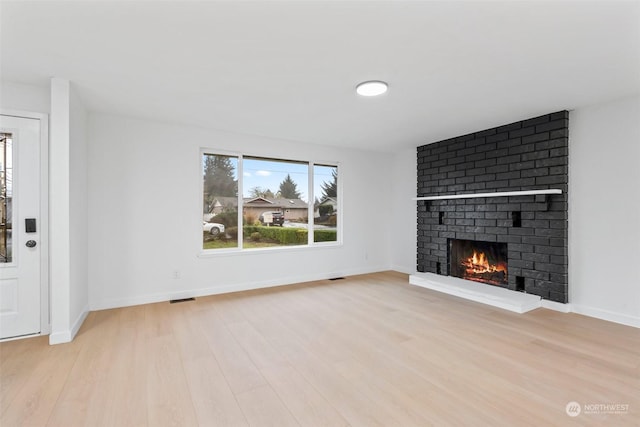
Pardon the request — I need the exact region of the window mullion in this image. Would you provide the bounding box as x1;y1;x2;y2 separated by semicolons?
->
238;155;244;249
308;162;314;245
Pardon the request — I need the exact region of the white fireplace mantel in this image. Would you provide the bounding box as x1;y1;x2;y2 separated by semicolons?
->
412;188;562;201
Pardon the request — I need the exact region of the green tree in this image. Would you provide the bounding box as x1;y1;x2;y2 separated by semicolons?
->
319;204;334;216
278;174;301;199
203;155;237;211
249;186;275;198
321;169;337;199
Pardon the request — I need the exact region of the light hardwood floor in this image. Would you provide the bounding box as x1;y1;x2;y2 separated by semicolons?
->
1;271;639;426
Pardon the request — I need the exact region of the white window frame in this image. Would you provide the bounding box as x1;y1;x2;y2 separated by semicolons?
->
199;148;342;256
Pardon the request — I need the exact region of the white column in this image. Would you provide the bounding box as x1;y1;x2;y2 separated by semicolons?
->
49;78;72;344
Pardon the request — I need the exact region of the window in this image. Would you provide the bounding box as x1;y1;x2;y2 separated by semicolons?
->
202;152;339;251
313;164;338;243
202;154;239;250
243;157;309;249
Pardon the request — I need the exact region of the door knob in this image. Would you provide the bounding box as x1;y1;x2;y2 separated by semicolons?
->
26;240;37;248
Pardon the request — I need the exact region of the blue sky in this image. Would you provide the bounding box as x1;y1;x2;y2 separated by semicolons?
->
242;158;335;202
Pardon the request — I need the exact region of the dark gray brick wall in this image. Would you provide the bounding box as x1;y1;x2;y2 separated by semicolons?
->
417;111;568;303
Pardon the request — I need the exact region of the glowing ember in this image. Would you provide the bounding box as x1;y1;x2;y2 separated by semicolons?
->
461;250;507;277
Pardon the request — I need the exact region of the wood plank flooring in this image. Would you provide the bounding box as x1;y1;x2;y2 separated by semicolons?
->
1;271;638;426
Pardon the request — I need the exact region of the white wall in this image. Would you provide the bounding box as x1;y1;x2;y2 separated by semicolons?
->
390;148;417;274
569;95;640;327
0;81;50;114
87;114;392;309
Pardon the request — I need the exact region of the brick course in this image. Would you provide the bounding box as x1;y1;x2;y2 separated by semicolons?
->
417;111;568;303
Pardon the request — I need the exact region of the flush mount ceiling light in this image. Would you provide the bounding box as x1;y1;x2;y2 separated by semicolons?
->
356;80;388;96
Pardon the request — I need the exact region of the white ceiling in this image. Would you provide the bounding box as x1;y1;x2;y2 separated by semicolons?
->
1;1;639;152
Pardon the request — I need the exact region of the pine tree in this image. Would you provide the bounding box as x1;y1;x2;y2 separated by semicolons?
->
278;174;301;199
321;169;337;199
203;155;237;211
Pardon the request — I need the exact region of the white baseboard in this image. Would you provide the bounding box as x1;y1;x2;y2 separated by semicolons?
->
49;305;90;345
90;266;389;311
390;264;414;275
49;330;71;345
70;305;89;339
571;304;640;328
541;299;571;313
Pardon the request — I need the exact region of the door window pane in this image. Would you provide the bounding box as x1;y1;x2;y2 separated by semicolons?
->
0;134;12;262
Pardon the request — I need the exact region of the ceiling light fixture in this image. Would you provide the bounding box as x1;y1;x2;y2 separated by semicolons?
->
356;80;388;97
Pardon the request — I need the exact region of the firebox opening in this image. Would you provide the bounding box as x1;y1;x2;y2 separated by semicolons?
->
449;239;508;286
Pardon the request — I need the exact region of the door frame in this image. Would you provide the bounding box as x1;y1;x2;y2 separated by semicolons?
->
1;109;50;338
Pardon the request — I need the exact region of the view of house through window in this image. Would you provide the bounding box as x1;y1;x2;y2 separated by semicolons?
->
243;157;309;249
202;153;338;250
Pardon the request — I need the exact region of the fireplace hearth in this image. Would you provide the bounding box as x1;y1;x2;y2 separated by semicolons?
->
449;239;508;286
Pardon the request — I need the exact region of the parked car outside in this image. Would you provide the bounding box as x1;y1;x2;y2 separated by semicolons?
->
259;211;284;226
203;221;225;236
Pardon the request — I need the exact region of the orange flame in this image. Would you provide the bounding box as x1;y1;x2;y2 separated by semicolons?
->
462;250;507;276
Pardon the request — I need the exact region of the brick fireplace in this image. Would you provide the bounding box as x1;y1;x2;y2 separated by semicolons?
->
417;111;568;303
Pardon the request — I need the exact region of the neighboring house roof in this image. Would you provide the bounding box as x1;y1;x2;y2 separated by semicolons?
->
244;197;275;206
278;198;308;209
212;196;238;206
244;197;307;209
209;196;239;213
211;196;308;211
319;197;337;206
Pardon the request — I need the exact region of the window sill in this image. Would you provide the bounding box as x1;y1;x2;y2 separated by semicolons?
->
197;241;343;258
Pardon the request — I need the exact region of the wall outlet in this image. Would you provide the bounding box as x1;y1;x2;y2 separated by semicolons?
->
172;270;181;279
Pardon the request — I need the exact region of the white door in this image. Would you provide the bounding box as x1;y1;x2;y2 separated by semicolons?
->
0;115;42;339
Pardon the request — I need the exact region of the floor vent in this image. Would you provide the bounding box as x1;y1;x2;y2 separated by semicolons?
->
329;277;345;281
170;297;195;304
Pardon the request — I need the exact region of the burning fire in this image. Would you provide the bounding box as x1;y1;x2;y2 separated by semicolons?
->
462;250;507;276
